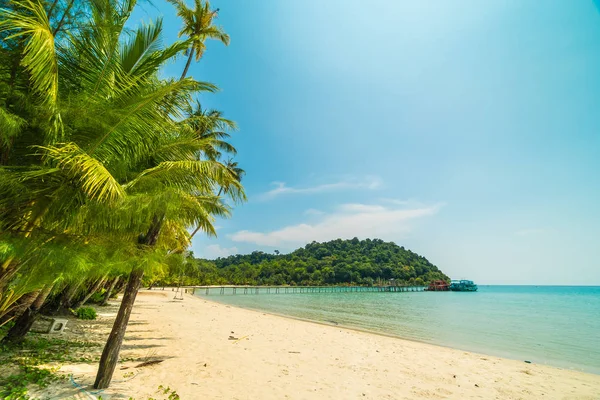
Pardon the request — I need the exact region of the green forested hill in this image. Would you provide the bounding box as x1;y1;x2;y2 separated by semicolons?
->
165;238;449;286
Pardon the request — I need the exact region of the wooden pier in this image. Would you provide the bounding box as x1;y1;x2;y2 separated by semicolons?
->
172;285;427;296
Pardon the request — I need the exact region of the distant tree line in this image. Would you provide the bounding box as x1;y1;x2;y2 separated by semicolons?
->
154;238;450;287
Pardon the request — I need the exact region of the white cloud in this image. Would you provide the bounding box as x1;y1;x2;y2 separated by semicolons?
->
203;244;239;258
259;176;382;200
229;201;442;247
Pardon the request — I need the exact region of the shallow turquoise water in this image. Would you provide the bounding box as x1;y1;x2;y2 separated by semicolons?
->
196;286;600;374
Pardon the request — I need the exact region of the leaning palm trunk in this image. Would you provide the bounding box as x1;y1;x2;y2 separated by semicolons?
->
94;216;163;389
2;284;53;343
0;259;19;294
59;279;83;310
0;290;39;329
73;275;108;309
101;276;120;306
180;48;195;80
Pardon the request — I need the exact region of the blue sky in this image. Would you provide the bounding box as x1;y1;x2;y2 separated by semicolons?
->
134;0;600;285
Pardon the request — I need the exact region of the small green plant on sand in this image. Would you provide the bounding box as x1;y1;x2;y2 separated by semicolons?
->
74;306;97;320
0;363;62;400
155;385;181;400
0;335;101;399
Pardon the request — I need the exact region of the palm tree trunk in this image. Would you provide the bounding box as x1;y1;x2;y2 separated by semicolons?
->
180;48;195;80
2;284;54;344
0;258;18;294
74;275;108;309
101;276;120;306
52;0;75;36
93;267;143;389
94;215;164;389
47;0;59;19
0;290;39;328
60;279;83;310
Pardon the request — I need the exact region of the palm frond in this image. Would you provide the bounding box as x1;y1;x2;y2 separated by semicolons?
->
0;107;27;147
120;18;164;75
37;142;125;202
124;160;241;194
0;0;58;108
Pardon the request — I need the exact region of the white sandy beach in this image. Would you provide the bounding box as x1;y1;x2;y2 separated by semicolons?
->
36;290;600;399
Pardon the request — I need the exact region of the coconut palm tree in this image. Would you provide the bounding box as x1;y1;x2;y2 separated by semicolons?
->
183;100;238;160
220;158;245;195
167;0;230;79
0;0;244;388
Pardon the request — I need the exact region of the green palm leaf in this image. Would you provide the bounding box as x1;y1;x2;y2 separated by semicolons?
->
37;142;125;202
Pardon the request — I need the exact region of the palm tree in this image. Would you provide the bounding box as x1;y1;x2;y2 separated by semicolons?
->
220;158;245;196
168;0;230;80
184;100;238;160
0;0;244;389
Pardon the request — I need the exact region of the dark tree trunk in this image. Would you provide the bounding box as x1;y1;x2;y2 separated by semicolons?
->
101;276;120;306
47;0;59;19
60;279;83;310
0;290;38;326
180;48;195;80
93;267;143;389
52;0;75;36
73;275;107;309
111;279;126;298
2;285;53;344
94;215;163;389
0;261;19;293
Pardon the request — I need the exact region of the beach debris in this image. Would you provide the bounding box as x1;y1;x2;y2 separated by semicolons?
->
475;384;479;388
232;335;249;344
521;369;533;375
326;320;339;325
453;375;456;378
228;335;238;340
135;359;164;368
288;351;300;354
524;360;532;364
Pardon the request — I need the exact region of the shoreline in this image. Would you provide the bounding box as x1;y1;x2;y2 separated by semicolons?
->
202;296;595;375
33;290;600;399
194;294;516;365
193;291;600;375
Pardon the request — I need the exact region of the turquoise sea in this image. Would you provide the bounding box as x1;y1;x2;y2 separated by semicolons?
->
196;286;600;374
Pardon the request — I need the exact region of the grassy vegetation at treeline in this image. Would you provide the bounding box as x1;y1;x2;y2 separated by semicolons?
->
153;238;450;287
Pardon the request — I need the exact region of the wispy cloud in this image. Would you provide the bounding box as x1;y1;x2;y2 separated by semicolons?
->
203;244;239;258
259;176;382;200
229;201;442;247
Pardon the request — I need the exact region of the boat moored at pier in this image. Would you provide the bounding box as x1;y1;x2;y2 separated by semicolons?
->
449;280;478;292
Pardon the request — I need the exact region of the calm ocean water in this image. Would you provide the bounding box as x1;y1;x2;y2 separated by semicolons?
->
196;286;600;374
